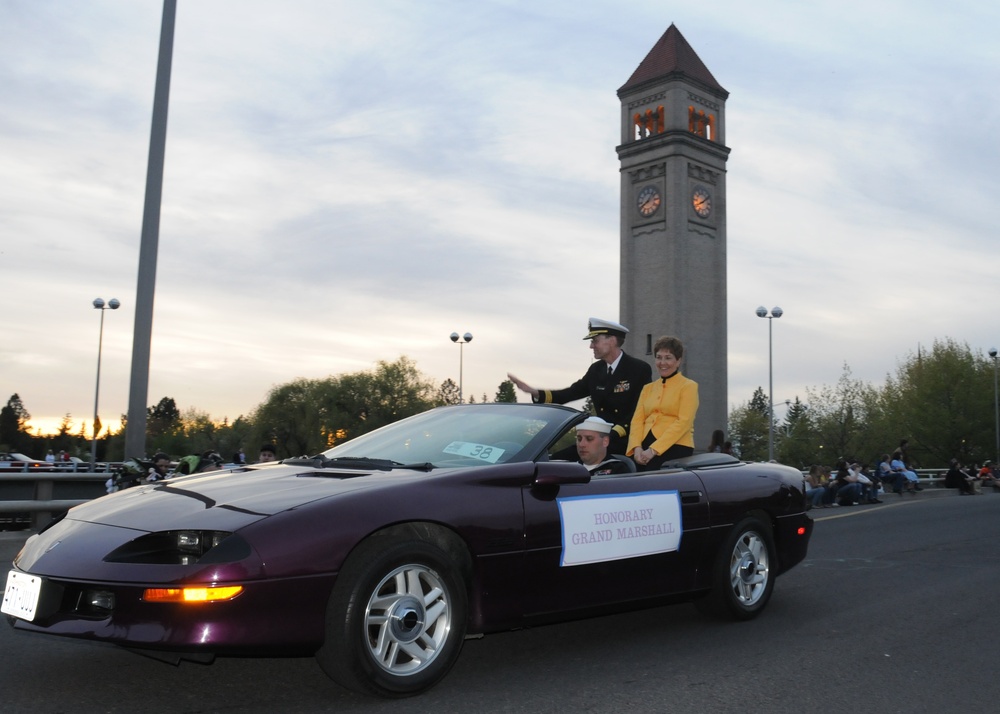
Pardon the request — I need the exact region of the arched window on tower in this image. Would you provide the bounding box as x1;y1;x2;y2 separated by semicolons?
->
688;107;715;141
633;106;665;140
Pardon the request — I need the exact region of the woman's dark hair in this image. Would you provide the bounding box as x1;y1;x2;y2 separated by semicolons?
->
652;335;684;359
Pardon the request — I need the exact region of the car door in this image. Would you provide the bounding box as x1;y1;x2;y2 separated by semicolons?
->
520;466;711;618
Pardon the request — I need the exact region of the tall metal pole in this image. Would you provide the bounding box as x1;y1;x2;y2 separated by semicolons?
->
768;317;774;462
756;306;783;462
991;348;999;465
125;0;176;460
91;298;120;465
450;332;473;403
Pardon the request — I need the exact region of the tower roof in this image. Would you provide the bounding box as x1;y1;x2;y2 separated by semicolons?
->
619;24;727;96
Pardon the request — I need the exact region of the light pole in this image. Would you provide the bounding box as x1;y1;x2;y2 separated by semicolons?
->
450;332;473;403
92;297;120;466
755;306;783;462
990;347;999;465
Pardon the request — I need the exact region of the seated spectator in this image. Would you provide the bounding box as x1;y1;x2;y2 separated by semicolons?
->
146;452;173;482
834;460;863;505
575;417;631;475
807;465;838;508
978;461;1000;491
890;450;921;493
943;458;974;494
853;462;881;503
805;465;827;508
878;453;901;493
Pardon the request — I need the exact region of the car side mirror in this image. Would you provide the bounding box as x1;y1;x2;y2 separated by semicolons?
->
533;461;591;486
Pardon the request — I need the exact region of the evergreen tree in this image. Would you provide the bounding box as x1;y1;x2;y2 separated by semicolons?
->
0;394;31;451
748;387;769;416
437;379;461;405
494;380;517;403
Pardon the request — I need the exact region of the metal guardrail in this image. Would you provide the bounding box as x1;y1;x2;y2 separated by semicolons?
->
0;462;121;474
0;471;112;530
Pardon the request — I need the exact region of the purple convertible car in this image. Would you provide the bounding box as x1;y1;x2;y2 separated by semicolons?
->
3;403;812;697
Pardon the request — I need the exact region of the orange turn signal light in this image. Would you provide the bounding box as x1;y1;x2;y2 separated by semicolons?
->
143;585;244;603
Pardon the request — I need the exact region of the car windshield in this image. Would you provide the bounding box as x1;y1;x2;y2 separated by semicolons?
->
320;403;580;468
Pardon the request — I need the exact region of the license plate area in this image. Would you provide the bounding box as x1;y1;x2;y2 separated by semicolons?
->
2;570;42;621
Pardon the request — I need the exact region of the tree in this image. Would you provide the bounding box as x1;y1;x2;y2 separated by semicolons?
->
495;380;517;403
248;356;437;458
143;397;187;457
748;387;769;416
776;397;815;468
147;397;181;441
181;408;218;456
335;357;435;434
214;415;253;463
0;394;31;452
728;401;768;462
805;364;878;464
52;414;74;453
437;379;461;405
250;378;325;458
877;339;994;465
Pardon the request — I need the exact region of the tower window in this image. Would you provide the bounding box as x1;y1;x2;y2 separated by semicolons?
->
688;107;715;141
633;106;665;140
646;334;653;355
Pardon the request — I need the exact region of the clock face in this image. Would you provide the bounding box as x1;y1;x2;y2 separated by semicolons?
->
691;185;712;218
637;185;661;217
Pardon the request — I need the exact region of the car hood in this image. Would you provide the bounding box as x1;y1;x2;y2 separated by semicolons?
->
63;464;399;532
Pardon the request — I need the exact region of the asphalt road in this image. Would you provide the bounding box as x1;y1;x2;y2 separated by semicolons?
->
2;492;998;713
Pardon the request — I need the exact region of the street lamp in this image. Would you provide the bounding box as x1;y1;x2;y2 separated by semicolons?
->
449;332;473;403
92;297;120;466
990;347;999;465
755;306;783;462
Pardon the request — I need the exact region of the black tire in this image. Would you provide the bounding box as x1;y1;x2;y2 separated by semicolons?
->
316;536;468;697
695;516;776;621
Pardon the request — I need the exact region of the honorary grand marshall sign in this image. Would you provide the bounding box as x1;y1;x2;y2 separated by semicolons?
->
556;491;683;566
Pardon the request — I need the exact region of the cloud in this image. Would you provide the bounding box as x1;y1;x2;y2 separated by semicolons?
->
4;0;1000;444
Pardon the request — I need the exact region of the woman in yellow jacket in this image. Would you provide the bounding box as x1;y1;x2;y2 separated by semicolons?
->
627;336;699;471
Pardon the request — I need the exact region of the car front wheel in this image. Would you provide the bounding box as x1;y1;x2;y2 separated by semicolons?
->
696;516;775;621
316;537;468;697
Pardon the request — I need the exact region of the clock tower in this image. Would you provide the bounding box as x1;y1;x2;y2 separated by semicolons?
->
617;24;730;448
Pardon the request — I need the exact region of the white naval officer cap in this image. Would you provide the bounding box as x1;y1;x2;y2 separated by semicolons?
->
583;317;629;340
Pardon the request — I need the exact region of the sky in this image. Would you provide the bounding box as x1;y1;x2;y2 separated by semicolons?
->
3;0;1000;439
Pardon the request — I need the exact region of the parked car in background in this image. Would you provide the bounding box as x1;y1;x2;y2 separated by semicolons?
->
0;453;55;473
3;403;813;697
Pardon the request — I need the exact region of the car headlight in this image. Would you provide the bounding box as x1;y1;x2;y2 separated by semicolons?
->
104;530;251;565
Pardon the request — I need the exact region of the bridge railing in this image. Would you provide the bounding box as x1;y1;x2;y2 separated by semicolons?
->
0;471;113;530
